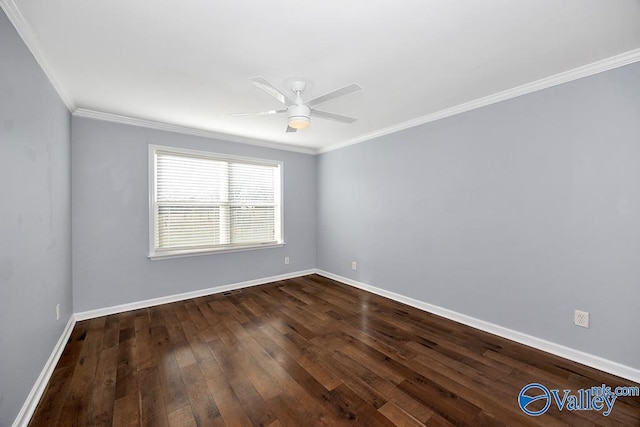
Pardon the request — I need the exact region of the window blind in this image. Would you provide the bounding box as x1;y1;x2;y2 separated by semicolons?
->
151;147;282;256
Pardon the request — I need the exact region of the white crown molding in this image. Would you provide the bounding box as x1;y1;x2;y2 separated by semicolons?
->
3;0;639;155
74;269;316;321
73;108;317;155
0;0;76;111
12;315;76;427
318;48;640;154
315;270;640;384
74;48;640;156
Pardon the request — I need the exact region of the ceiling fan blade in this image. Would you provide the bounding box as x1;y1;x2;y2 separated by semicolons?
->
307;83;361;108
311;109;357;124
251;77;294;106
286;125;297;133
230;109;286;116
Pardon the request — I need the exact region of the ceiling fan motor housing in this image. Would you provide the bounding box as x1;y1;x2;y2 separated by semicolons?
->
288;104;311;122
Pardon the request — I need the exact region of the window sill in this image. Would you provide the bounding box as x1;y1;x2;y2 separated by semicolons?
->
148;242;285;260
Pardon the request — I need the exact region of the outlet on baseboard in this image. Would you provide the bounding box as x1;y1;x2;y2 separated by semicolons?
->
574;309;589;328
351;261;357;270
284;256;290;265
56;304;60;320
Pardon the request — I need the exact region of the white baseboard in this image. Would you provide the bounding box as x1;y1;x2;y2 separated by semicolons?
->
314;270;640;384
12;314;76;427
74;269;316;321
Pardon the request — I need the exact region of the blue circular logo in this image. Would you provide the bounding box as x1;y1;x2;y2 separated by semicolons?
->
518;383;551;416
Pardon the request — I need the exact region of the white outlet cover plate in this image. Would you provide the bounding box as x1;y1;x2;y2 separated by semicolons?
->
574;309;589;328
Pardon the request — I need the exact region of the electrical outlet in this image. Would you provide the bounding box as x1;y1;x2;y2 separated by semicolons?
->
284;256;290;265
574;309;589;328
56;304;60;320
351;261;357;270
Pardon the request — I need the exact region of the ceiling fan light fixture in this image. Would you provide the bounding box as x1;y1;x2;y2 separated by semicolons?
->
288;116;310;129
287;103;311;129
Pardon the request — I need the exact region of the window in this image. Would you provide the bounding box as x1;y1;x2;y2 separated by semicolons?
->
149;145;283;258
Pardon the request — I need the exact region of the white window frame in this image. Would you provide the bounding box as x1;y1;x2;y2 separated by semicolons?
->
148;144;284;259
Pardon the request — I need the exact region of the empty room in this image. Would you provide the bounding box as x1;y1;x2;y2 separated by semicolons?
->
1;1;640;426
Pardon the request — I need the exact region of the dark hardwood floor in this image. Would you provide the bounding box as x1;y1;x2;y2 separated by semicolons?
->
29;274;639;426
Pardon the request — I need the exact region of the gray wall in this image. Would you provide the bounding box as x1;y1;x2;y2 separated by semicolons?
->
0;10;72;426
72;117;317;312
3;4;638;421
317;62;640;369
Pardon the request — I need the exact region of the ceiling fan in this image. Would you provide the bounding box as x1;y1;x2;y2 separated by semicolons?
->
232;77;361;132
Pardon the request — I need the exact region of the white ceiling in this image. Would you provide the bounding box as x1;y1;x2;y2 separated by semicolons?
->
6;0;640;152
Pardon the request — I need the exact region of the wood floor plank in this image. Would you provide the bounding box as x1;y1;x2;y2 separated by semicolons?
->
314;338;389;410
208;337;278;426
138;366;170;427
181;319;215;363
184;300;210;331
28;366;75;426
167;404;197;427
150;324;190;414
378;401;425;427
29;275;640;427
205;371;254;426
54;319;105;426
397;377;482;426
134;314;154;371
111;394;140;427
179;363;222;426
237;333;330;425
314;333;434;422
260;324;343;391
321;383;396;426
85;345;118;426
114;337;138;400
